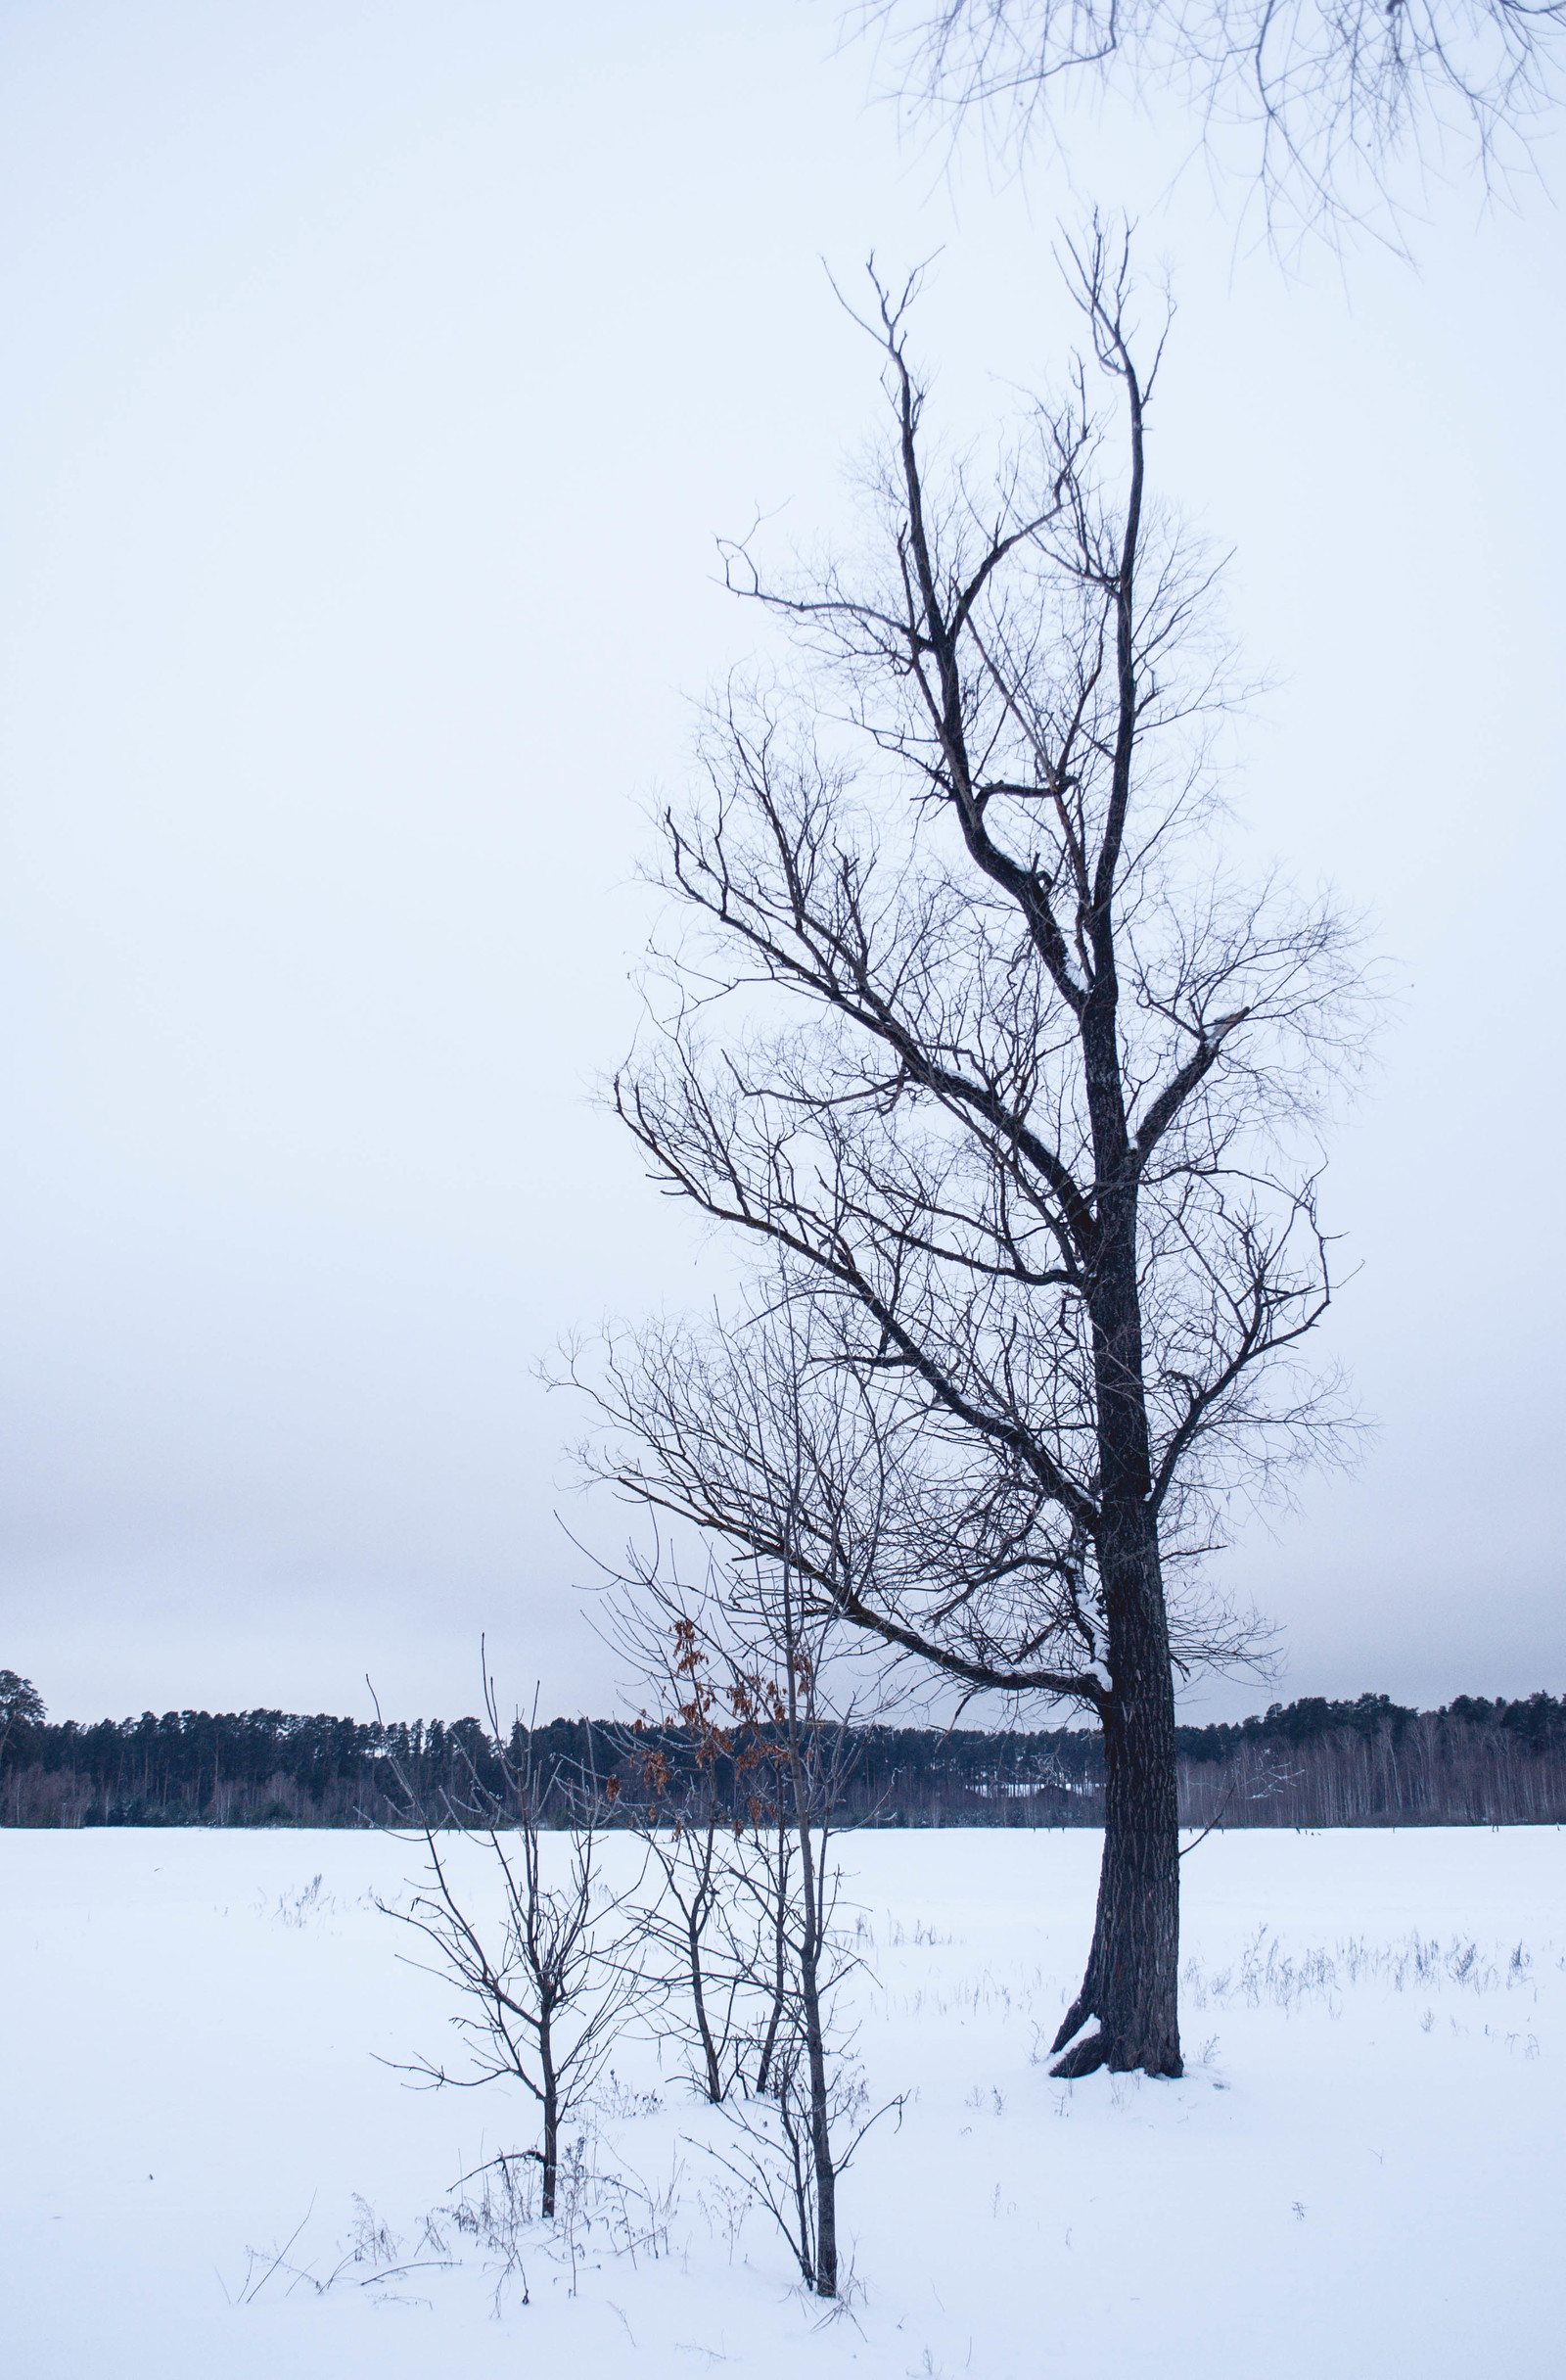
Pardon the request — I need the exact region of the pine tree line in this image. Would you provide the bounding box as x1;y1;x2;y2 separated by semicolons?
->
2;1685;1563;1829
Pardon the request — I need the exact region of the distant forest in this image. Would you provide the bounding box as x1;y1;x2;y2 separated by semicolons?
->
3;1684;1565;1830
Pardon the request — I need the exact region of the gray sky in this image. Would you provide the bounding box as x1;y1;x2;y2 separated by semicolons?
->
2;0;1562;1726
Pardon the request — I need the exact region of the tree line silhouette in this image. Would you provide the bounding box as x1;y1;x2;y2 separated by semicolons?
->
2;1682;1562;1830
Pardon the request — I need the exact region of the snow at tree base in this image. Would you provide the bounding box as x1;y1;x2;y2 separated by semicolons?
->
5;1825;1559;2378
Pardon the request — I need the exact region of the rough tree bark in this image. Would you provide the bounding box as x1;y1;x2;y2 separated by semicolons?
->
538;2016;561;2215
1054;1517;1182;2075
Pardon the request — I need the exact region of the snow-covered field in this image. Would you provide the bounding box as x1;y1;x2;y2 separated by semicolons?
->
5;1824;1561;2378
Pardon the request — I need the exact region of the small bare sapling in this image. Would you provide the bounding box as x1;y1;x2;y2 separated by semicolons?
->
376;1671;644;2218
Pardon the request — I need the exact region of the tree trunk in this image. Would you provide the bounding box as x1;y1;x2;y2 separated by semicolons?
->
540;2030;559;2216
755;1819;790;2095
797;1816;838;2298
689;1894;724;2102
1047;983;1185;2082
1051;1522;1181;2077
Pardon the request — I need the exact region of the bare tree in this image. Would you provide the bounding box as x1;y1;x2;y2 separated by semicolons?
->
592;222;1370;2077
850;0;1566;242
593;1311;898;2299
377;1680;643;2217
715;1774;888;2304
608;1625;762;2105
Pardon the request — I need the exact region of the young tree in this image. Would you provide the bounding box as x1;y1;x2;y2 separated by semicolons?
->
851;0;1566;242
610;1624;759;2105
377;1682;642;2217
601;224;1368;2077
715;1658;880;2305
594;1308;894;2299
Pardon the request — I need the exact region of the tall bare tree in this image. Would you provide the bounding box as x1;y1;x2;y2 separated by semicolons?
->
851;0;1566;240
596;222;1368;2076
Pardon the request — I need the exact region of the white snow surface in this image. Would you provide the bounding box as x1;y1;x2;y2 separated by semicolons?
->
5;1825;1561;2377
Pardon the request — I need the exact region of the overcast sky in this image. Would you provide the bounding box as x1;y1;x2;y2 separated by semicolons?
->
2;0;1562;1726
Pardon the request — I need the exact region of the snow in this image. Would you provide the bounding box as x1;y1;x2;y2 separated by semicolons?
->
4;1824;1561;2377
